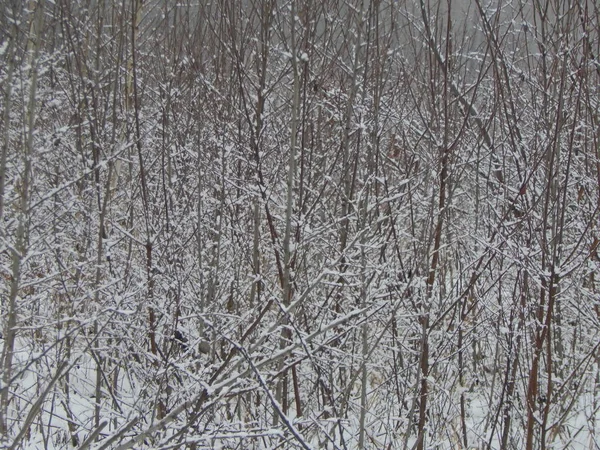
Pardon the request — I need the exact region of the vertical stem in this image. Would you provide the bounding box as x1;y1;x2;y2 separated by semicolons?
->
276;0;301;421
0;23;16;224
0;0;44;435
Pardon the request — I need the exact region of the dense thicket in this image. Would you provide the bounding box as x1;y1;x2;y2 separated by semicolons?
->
1;0;599;448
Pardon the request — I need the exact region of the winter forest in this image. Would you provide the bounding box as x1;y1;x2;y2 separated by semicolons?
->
1;0;600;448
